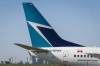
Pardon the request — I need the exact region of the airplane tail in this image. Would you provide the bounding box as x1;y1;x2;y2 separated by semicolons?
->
23;2;84;47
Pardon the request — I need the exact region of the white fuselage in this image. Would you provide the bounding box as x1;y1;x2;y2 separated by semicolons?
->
29;47;100;64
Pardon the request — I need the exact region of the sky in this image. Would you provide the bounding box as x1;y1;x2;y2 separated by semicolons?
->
0;0;100;62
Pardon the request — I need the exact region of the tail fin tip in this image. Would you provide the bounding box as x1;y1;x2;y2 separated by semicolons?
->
23;2;50;26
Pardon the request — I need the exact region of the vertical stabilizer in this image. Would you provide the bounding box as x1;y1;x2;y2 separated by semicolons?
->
23;2;84;47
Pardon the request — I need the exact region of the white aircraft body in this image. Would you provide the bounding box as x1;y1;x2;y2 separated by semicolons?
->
16;2;100;66
27;47;100;64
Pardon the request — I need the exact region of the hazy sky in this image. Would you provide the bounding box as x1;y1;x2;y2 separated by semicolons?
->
0;0;100;62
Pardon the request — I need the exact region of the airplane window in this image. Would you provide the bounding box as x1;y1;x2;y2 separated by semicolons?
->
81;55;83;57
84;55;86;57
74;55;76;57
90;55;93;58
87;55;89;58
77;55;79;57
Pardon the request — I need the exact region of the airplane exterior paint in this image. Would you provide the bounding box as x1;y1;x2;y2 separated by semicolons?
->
16;2;100;65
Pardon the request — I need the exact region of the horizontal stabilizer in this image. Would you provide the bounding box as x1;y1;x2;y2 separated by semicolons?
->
15;43;48;52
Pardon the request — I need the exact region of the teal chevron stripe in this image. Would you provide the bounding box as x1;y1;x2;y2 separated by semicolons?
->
27;22;52;47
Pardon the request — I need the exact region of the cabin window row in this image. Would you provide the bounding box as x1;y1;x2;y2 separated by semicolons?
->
74;54;93;58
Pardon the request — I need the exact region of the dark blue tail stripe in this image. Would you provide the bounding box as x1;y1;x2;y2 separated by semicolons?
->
37;26;84;47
